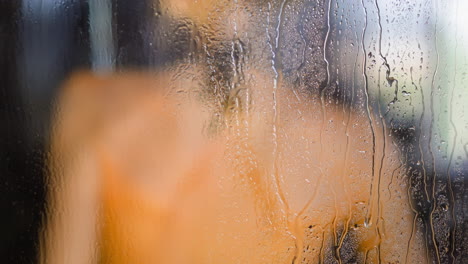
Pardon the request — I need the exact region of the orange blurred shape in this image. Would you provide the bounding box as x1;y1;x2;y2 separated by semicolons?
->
41;71;423;264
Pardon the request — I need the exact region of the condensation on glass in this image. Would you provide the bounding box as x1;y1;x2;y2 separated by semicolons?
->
4;0;467;263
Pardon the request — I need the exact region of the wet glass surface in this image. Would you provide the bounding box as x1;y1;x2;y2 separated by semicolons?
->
1;0;468;263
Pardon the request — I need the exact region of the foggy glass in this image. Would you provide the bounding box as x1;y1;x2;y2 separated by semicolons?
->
1;0;467;263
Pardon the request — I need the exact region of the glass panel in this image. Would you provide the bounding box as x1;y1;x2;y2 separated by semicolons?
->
2;0;467;263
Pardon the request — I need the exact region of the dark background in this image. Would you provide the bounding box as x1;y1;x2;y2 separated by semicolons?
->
1;1;90;263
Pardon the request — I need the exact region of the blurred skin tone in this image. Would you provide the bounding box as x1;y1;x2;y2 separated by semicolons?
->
41;69;424;264
40;1;425;263
160;0;216;23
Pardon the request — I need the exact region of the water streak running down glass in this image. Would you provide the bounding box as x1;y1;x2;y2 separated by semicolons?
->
1;0;468;263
